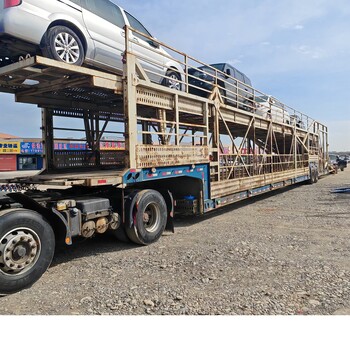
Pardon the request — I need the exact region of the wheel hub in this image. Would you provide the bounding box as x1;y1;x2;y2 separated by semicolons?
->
142;204;160;233
55;32;80;64
168;75;180;90
0;229;40;275
143;212;150;223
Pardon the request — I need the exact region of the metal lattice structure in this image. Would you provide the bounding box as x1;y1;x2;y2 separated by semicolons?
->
0;26;328;211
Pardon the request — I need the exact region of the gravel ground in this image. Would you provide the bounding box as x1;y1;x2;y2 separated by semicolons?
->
0;169;349;315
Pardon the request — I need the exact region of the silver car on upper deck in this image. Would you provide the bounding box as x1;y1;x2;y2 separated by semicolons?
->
0;0;183;89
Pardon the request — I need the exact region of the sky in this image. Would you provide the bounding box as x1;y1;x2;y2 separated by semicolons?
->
1;0;349;150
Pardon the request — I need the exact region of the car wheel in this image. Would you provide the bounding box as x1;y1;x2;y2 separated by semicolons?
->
164;70;182;90
42;26;84;66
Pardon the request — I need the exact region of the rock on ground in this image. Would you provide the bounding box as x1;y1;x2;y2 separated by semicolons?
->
0;170;350;315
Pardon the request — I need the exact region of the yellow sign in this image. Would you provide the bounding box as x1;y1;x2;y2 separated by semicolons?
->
0;141;20;154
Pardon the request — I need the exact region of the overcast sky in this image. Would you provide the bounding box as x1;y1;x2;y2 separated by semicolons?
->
1;0;349;150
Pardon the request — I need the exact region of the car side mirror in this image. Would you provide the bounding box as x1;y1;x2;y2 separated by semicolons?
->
226;68;232;77
148;40;160;49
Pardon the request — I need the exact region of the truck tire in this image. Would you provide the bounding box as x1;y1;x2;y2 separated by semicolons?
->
0;209;55;295
109;227;131;243
125;190;167;245
42;26;84;66
308;167;319;184
308;169;315;184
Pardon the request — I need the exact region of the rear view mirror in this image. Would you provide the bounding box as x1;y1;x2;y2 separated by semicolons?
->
148;40;160;49
226;68;232;76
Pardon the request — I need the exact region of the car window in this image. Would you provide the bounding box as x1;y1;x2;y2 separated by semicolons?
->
244;76;252;86
69;0;81;5
276;101;284;109
235;70;245;83
255;95;268;103
225;65;235;77
210;63;225;72
125;11;152;40
81;0;125;28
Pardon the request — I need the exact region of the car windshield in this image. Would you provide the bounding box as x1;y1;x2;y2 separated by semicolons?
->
254;95;268;103
125;11;152;39
210;63;225;72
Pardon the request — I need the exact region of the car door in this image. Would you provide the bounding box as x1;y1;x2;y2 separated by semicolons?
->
124;10;166;84
269;97;282;122
243;75;254;110
276;100;289;124
61;0;81;6
222;64;238;106
80;0;125;72
234;69;247;108
57;0;82;10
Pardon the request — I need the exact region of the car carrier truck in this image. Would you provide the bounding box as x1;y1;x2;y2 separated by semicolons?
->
0;26;328;294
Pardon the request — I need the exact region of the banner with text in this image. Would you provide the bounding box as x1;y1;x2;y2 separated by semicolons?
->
0;141;20;154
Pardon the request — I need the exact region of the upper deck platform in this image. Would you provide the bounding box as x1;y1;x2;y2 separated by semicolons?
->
0;33;328;187
0;56;123;109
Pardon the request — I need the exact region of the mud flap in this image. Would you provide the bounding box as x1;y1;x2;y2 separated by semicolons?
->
159;190;175;233
124;190;140;231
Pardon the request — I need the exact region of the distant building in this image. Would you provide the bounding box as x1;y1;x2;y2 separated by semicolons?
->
0;132;21;140
0;132;126;172
0;133;42;172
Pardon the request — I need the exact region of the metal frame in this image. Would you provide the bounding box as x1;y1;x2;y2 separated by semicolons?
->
0;26;328;205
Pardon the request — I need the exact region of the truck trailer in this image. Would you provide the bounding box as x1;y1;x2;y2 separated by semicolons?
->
0;26;328;294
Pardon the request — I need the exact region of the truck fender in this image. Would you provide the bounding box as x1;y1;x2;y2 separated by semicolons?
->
159;190;175;233
6;192;70;244
124;190;140;230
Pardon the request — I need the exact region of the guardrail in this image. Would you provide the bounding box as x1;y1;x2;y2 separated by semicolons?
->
124;25;316;132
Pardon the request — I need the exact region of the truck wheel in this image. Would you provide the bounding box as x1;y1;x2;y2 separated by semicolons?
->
0;209;55;295
308;169;315;184
42;26;84;66
163;70;182;90
109;227;131;243
126;190;167;245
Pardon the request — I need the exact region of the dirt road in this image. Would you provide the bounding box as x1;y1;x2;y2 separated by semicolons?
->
0;170;349;315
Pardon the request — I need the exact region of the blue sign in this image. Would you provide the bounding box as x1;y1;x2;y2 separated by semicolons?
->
54;143;87;151
20;142;43;154
20;142;89;154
